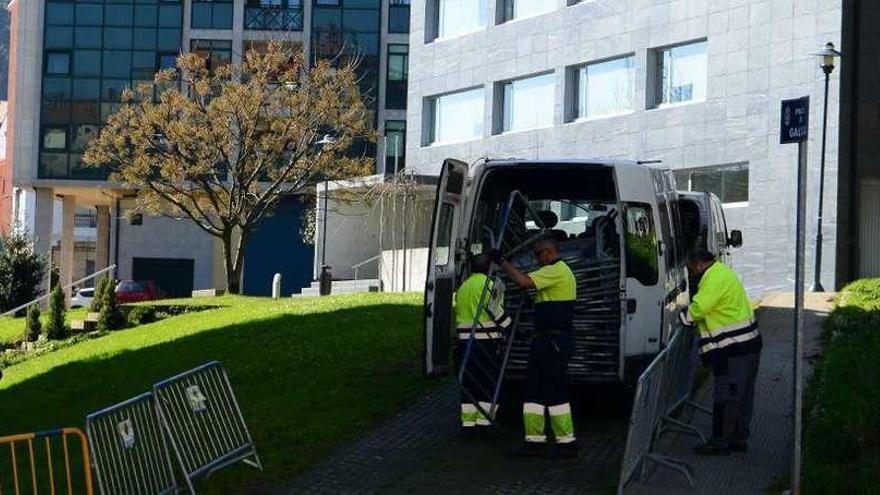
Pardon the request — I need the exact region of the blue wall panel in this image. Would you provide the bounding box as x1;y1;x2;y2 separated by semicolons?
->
242;196;314;296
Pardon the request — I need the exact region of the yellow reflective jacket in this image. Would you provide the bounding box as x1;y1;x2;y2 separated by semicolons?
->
688;262;761;361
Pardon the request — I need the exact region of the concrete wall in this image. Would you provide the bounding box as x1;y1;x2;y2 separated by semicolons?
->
407;0;843;297
381;247;429;292
115;200;216;290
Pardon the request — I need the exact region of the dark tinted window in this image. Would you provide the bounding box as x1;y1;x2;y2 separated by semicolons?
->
46;52;71;75
388;0;409;33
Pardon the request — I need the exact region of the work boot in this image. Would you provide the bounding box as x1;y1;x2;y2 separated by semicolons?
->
547;441;580;460
508;441;547;458
693;439;730;456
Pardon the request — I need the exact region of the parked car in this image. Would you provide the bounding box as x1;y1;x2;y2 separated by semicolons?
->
70;287;95;308
115;280;165;303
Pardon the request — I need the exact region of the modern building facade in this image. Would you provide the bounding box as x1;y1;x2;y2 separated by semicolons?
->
4;0;410;295
398;0;851;296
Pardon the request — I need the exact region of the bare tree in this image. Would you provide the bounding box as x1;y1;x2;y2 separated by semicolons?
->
84;41;374;293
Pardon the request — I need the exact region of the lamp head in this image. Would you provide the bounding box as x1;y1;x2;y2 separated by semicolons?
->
814;41;841;74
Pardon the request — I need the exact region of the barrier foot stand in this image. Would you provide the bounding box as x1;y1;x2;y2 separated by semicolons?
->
685;400;712;416
645;453;695;488
657;416;708;444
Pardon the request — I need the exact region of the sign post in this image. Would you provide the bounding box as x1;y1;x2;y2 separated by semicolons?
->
780;96;809;495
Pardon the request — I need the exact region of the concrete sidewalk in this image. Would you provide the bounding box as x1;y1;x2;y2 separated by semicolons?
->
626;292;834;495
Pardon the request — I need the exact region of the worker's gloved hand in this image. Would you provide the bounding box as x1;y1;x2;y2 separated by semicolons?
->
678;308;694;328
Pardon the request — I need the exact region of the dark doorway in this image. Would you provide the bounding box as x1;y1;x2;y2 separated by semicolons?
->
132;257;195;298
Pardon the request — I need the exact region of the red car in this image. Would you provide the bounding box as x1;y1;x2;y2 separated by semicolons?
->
115;280;166;303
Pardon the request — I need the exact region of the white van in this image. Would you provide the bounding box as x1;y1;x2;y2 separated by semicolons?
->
677;191;742;266
424;158;692;385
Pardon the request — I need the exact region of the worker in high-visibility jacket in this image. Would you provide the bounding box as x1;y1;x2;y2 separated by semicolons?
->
454;254;512;433
497;239;579;459
679;249;761;456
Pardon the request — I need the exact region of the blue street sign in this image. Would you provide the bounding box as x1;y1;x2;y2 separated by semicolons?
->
780;96;810;144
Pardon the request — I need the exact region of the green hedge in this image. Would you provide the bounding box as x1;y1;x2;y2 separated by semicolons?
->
804;279;880;494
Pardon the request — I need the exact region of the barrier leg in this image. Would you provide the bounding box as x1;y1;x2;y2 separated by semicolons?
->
658;416;707;443
645;453;695;488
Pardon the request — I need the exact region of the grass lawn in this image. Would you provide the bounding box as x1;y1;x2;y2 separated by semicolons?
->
0;293;428;492
804;279;880;494
0;307;89;345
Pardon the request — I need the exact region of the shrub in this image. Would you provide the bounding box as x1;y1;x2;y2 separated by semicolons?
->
805;278;880;494
98;282;125;331
44;284;68;340
0;230;47;315
90;276;108;313
126;306;157;326
25;305;41;342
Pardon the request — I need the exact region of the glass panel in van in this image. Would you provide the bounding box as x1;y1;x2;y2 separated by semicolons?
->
624;203;659;286
434;203;455;266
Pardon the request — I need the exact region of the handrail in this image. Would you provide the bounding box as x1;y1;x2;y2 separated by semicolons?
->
0;264;117;317
352;255;381;281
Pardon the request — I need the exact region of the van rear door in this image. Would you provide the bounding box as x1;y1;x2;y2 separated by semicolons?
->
424;159;469;376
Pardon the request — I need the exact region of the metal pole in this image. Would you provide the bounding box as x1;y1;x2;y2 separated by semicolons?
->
792;139;808;494
321;180;329;266
397;136;407;292
390;151;398;292
811;71;830;292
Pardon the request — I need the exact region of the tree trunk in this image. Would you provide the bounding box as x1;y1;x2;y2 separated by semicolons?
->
220;228;249;295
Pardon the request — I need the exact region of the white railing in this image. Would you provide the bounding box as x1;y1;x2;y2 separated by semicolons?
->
0;264;117;317
352;255;381;282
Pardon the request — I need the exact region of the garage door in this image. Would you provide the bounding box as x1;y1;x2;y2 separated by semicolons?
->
132;257;195;298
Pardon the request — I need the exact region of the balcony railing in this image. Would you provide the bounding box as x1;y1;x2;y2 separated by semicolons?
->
244;7;304;31
75;213;98;229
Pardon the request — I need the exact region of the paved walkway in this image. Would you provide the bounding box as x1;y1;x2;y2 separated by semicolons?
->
626;292;834;495
284;382;629;494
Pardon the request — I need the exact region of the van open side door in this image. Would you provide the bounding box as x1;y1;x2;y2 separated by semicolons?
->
424;159;469;376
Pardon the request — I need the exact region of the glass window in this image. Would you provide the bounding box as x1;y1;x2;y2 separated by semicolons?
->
103;51;132;78
43;127;68;150
104;27;133;49
132;51;158;78
384;120;405;173
437;0;485;39
158;29;182;51
46;27;74;49
429;87;484;144
190;39;232;70
102;80;129;101
43;77;72;100
133;28;157;49
76;4;104;25
105;5;134;26
73;50;102;77
502;0;556;22
160;53;178;69
40;153;69;178
501;72;554;133
75;27;103;48
389;0;410;33
46;3;74;25
342;9;378;31
134;5;158;26
434;203;455;266
624;203;658;286
72;79;101;99
46;52;71;75
575;55;635;119
656;40;707;106
70;102;100;124
158;4;182;26
191;0;233;29
673;163;749;204
386;44;407;110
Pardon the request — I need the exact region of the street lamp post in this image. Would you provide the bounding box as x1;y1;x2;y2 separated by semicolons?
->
316;134;335;295
810;42;841;292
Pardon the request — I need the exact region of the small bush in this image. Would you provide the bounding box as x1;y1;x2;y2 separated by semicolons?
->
98;282;125;331
44;284;68;340
90;276;108;313
126;306;157;326
805;278;880;494
25;305;41;342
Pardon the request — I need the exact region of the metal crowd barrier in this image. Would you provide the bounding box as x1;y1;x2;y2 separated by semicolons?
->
86;361;261;494
85;393;178;495
0;427;95;495
618;325;707;494
153;361;262;493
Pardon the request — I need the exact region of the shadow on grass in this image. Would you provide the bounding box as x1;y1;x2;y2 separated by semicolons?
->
0;303;427;492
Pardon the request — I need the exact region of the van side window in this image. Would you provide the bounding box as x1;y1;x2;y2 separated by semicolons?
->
624;203;659;286
656;202;675;270
435;203;455;266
